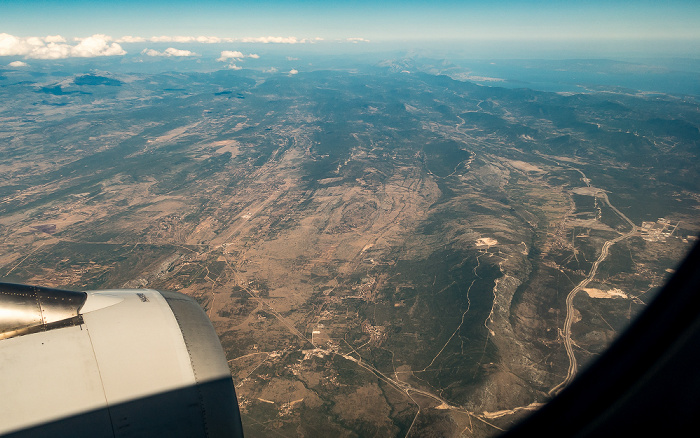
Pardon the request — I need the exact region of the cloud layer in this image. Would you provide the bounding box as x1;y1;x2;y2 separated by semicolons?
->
216;50;260;71
117;35;323;44
142;47;197;57
0;33;125;59
217;50;259;62
0;33;366;64
0;33;353;60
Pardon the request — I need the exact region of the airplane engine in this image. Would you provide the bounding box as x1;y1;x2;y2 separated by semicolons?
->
0;283;244;438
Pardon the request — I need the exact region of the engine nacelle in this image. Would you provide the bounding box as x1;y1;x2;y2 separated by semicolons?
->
0;283;243;437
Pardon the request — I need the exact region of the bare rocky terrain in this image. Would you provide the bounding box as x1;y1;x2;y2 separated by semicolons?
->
1;61;698;436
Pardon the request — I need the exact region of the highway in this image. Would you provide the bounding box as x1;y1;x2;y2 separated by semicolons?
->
550;167;637;395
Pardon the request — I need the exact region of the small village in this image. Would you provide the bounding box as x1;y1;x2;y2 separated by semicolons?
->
639;218;681;242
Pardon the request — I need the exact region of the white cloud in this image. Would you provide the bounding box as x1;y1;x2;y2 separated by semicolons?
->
142;47;197;57
113;35;323;45
72;34;111;43
0;33;125;59
149;35;193;43
288;69;299;75
163;47;196;57
70;34;126;58
26;36;46;47
8;60;28;67
347;37;370;43
0;33;29;56
148;36;173;43
240;36;302;44
44;35;66;43
146;35;235;44
217;50;244;61
117;36;146;43
263;67;278;73
226;63;242;70
195;36;226;44
217;50;259;62
28;43;71;59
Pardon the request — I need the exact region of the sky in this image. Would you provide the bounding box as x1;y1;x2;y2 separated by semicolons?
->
1;0;700;60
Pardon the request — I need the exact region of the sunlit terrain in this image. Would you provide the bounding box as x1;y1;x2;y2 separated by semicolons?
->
1;50;698;436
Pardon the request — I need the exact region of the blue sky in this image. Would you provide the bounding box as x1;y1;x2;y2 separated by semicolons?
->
2;0;699;41
1;1;699;60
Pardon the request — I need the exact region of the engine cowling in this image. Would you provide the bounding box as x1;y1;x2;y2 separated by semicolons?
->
0;283;244;438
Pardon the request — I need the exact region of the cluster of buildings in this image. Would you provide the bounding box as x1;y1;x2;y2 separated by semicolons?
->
640;218;679;242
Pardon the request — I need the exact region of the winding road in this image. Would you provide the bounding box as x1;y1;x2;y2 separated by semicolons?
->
550;167;637;395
